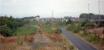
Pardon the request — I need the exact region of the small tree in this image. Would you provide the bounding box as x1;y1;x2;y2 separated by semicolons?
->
64;16;72;24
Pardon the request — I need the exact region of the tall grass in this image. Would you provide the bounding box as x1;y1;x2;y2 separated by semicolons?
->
14;24;37;36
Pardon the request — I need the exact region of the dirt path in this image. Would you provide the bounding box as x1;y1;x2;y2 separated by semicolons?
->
31;23;64;50
32;32;66;50
34;25;51;43
33;33;52;43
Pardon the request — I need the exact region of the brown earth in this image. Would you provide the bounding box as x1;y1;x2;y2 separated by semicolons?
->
87;27;104;38
85;27;104;50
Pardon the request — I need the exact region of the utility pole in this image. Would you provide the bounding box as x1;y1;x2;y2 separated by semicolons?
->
51;10;54;17
88;0;90;21
98;0;100;14
98;0;101;20
88;0;90;13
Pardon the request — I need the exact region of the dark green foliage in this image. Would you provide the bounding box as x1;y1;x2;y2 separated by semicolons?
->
66;19;72;24
80;19;89;27
0;16;26;36
67;23;81;33
0;25;12;36
64;16;72;25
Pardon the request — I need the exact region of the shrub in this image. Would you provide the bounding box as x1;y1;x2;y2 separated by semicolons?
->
0;16;29;36
67;23;81;33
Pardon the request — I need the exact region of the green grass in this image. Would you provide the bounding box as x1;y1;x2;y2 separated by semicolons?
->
67;23;81;33
14;24;37;36
43;23;60;34
43;24;53;33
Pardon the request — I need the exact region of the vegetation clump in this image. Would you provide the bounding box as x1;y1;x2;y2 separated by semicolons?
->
0;16;27;36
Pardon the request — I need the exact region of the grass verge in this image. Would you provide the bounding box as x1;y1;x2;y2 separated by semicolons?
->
14;24;37;36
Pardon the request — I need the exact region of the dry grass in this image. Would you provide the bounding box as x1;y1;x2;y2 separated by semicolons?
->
37;45;64;50
48;34;64;42
44;33;76;50
0;35;34;50
0;30;76;50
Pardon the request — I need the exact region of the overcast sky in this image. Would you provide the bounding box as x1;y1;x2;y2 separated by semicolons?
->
0;0;104;18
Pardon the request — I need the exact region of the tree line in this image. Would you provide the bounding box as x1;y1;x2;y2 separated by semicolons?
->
0;16;28;36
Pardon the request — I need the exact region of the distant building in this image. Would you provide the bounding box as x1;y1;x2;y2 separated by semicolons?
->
64;16;79;22
23;16;40;22
80;14;104;22
69;17;79;22
39;18;65;22
80;13;104;26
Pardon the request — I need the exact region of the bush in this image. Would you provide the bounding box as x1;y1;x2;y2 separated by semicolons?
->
0;16;27;36
0;25;12;36
87;34;99;43
54;28;62;34
67;23;81;33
